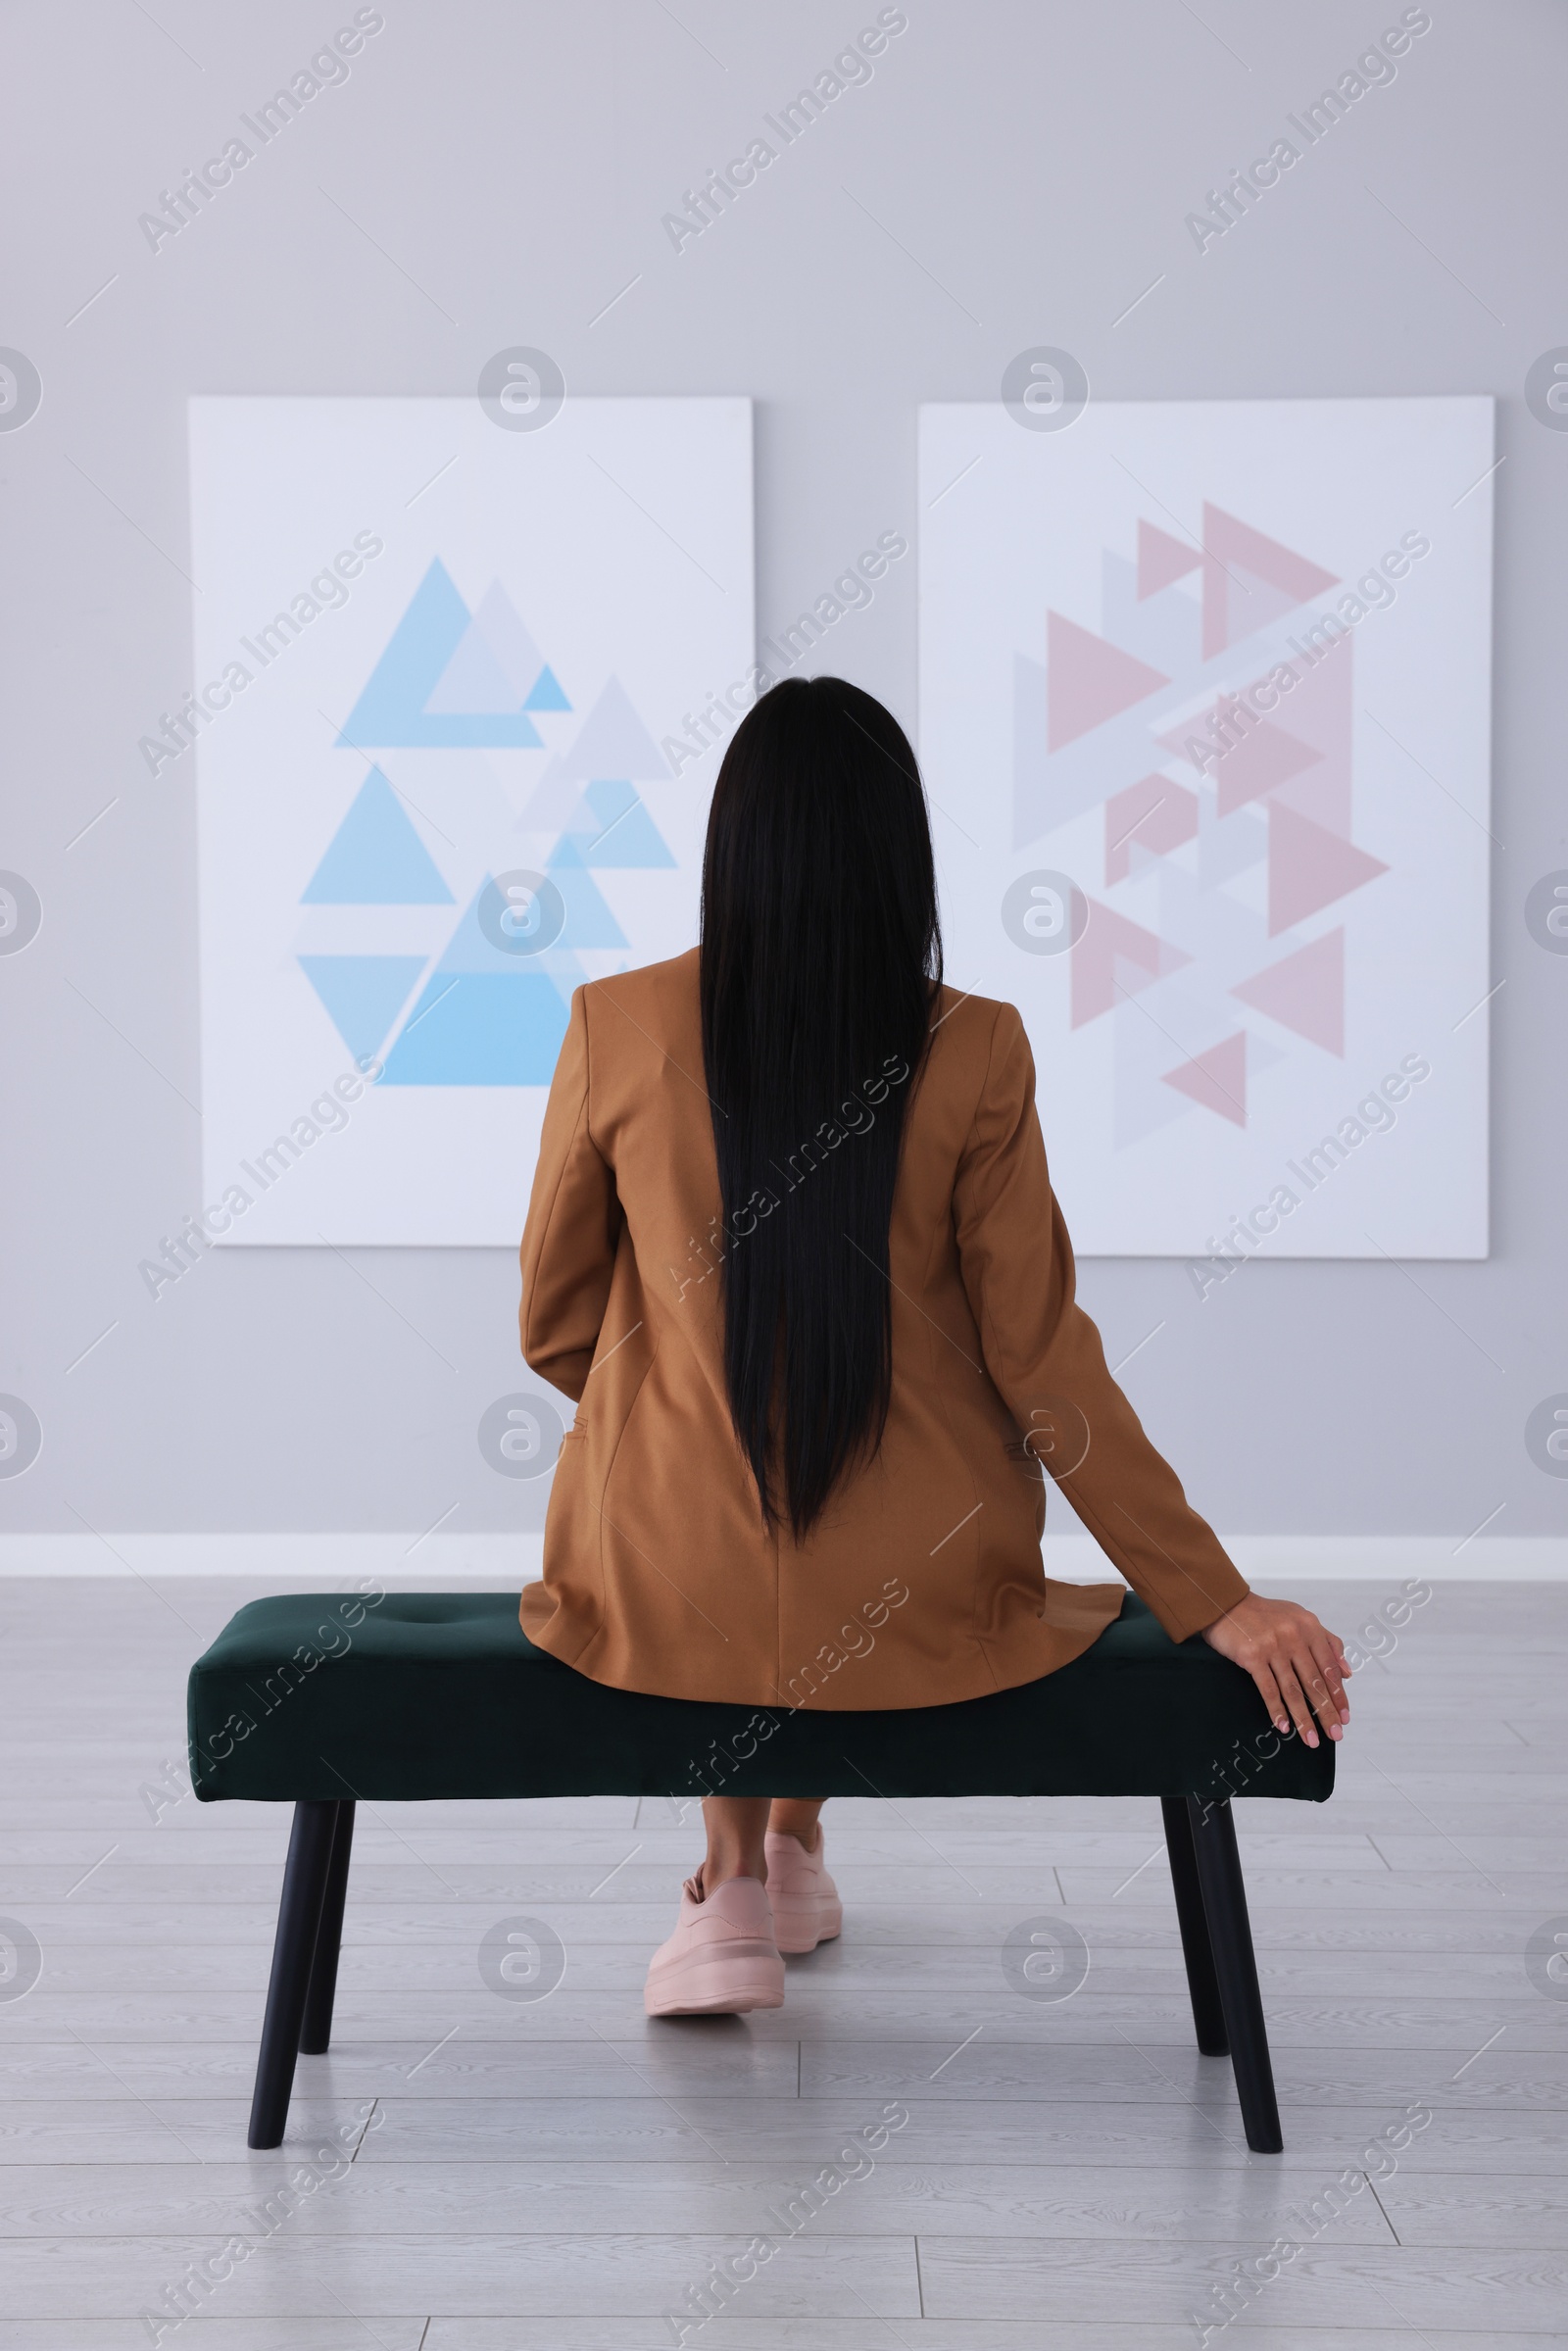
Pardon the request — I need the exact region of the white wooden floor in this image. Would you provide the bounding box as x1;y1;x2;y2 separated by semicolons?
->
1;1575;1565;2349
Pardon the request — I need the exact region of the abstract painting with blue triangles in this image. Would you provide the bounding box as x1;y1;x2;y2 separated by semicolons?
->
192;390;754;1245
296;565;676;1087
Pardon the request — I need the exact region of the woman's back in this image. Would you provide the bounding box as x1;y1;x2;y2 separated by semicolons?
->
519;672;1347;2019
518;944;1248;1709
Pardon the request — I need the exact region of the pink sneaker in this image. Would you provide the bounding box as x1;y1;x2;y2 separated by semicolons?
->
763;1830;843;1955
644;1873;785;2016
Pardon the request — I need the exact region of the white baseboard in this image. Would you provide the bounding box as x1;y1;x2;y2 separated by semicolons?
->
0;1533;1563;1580
0;1532;548;1580
1045;1535;1568;1584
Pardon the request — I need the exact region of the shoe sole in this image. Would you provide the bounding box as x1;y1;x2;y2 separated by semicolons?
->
644;1945;785;2016
771;1895;844;1956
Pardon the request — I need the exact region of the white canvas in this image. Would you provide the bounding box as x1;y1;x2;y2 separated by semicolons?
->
918;396;1494;1260
188;396;754;1246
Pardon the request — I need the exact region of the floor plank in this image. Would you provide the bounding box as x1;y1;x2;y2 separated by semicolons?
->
0;1571;1563;2347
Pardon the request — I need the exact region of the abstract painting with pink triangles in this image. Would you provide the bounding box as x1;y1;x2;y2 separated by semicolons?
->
919;398;1494;1257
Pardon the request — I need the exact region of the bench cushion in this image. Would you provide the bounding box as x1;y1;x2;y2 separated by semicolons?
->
186;1591;1333;1806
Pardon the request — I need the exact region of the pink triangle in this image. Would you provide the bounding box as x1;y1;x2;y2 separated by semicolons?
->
1070;898;1192;1028
1269;803;1389;936
1212;713;1324;818
1137;520;1201;601
1155;713;1211;766
1104;773;1199;884
1230;927;1345;1055
1160;1031;1248;1126
1152;697;1328;816
1268;631;1352;838
1047;612;1169;752
1206;503;1339;600
1224;565;1307;641
1202;503;1339;659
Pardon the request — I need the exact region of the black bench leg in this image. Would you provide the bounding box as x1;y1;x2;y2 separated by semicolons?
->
248;1799;339;2150
1160;1795;1228;2056
1185;1795;1283;2153
300;1800;355;2055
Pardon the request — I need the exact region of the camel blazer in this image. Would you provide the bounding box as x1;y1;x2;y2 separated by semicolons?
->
517;949;1249;1710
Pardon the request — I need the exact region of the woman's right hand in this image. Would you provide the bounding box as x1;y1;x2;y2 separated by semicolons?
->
1199;1592;1350;1748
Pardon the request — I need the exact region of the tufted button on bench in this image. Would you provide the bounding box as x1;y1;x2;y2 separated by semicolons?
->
187;1589;1333;2155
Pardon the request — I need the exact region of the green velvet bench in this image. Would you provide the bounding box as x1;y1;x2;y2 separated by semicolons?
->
187;1590;1333;2156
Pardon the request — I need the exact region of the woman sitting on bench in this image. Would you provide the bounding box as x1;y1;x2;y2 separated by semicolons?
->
517;674;1349;2017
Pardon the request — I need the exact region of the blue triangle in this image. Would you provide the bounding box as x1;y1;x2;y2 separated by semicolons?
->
524;662;571;711
542;835;629;945
548;832;590;868
298;954;427;1062
301;769;455;905
565;780;676;869
422;615;527;714
563;779;636;830
379;971;569;1086
434;874;564;973
337;559;544;749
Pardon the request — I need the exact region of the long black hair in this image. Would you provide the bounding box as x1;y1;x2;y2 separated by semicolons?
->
700;675;943;1541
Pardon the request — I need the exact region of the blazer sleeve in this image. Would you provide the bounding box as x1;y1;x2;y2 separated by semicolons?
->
518;986;621;1403
952;1000;1250;1643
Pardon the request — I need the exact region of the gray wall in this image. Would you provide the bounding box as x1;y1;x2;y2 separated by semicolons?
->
3;0;1565;1541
